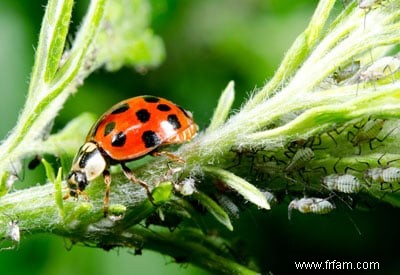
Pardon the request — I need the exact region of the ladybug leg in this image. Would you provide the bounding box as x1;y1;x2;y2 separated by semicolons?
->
152;151;185;163
63;192;70;200
103;170;111;217
120;163;154;204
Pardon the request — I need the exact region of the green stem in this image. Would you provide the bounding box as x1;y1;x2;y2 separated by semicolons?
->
0;0;106;191
28;0;73;98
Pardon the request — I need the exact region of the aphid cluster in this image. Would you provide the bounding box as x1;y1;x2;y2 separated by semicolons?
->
326;53;400;89
226;115;400;218
220;3;400;218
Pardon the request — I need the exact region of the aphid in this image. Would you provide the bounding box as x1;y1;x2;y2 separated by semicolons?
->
284;137;321;182
365;167;400;190
175;177;196;196
286;136;322;153
0;214;20;250
65;96;198;216
217;194;240;219
358;0;387;28
262;190;278;206
288;197;335;219
321;159;362;194
285;147;315;174
332;60;361;84
347;118;394;154
364;155;400;191
7;219;20;244
322;174;362;194
359;55;400;83
3;160;23;191
358;0;385;13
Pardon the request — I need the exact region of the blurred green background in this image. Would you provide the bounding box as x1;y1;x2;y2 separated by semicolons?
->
1;0;399;274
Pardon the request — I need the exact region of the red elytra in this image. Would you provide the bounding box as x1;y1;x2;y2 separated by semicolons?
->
88;95;198;161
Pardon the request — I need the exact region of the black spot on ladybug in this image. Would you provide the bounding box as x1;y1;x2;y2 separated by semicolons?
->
157;104;171;112
167;114;181;130
111;132;127;147
136;109;151;123
111;103;130;114
104;121;116;137
142;131;162;148
178;106;191;118
143;96;160;103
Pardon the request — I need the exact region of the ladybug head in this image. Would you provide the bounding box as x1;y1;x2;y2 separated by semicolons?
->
67;142;107;196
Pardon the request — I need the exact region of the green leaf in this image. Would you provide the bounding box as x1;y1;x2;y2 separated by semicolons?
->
44;0;74;82
203;167;270;210
0;0;107;194
29;0;73;95
207;81;235;133
53;166;64;218
42;158;56;183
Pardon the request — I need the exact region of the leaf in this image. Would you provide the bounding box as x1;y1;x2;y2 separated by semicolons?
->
42;158;56;183
53;166;64;218
207;81;235;133
203;167;270;210
44;0;74;82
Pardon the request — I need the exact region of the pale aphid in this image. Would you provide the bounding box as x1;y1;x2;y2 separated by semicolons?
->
7;219;20;244
288;197;335;219
175;177;196;196
321;158;362;194
364;166;400;187
364;165;400;191
359;55;400;82
0;214;20;250
358;0;387;28
363;154;400;191
322;174;362;194
262;190;278;206
285;147;315;174
216;194;240;219
359;0;385;12
332;60;361;84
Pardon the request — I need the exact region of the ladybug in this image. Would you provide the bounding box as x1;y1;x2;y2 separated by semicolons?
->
65;95;198;216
